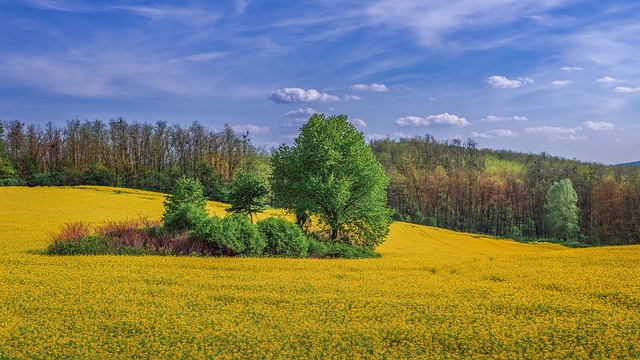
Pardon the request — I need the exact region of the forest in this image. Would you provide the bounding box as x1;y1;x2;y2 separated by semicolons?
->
1;118;639;246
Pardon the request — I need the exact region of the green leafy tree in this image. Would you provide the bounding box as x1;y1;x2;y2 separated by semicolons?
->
545;178;580;241
162;176;208;232
227;171;269;222
0;123;18;185
271;114;392;246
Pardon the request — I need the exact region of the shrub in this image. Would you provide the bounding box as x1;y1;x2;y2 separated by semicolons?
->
307;237;328;258
193;214;266;256
163;203;209;233
257;217;308;258
162;176;207;226
48;235;112;255
222;214;265;256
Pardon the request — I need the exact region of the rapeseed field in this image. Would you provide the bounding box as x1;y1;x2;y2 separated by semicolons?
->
1;186;639;359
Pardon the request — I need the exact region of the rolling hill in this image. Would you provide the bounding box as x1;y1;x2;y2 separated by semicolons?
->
1;186;639;358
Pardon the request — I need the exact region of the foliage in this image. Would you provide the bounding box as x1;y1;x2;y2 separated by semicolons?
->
545;178;580;241
162;202;210;233
271;114;392;246
0;118;268;192
0;123;17;185
227;171;269;222
370;136;640;245
257;217;308;258
162;176;208;232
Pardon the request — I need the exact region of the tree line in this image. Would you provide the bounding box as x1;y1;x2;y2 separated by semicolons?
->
370;135;640;245
0;118;268;199
2;117;639;245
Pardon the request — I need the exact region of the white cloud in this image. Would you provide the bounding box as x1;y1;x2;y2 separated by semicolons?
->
482;115;528;122
395;116;428;127
487;75;534;89
343;95;364;101
597;76;617;83
284;107;318;119
351;83;389;92
350;118;367;128
549;135;588;141
525;126;580;134
395;113;469;127
231;124;269;134
470;129;518;139
561;66;583;72
367;133;388;141
551;80;571;86
366;1;570;47
584;121;614;131
615;86;640;93
267;88;340;103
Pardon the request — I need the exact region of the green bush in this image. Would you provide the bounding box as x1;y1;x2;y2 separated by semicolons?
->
162;202;209;233
257;217;308;258
223;214;266;256
307;237;328;258
193;214;266;256
162;176;207;226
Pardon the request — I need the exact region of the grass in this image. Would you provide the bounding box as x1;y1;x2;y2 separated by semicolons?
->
1;186;639;358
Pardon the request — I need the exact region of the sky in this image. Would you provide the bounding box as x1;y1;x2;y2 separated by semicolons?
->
1;1;639;164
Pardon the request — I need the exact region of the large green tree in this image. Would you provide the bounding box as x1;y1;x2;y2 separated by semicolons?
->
271;114;392;246
545;178;580;241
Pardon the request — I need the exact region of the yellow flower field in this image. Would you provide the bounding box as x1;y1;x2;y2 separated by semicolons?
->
1;186;639;358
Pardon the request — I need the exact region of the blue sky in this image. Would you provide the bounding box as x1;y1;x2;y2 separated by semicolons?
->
1;1;639;164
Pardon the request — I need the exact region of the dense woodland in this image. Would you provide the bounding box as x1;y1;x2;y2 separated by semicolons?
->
0;119;268;200
2;118;639;245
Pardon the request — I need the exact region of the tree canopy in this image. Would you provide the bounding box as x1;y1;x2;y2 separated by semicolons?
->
227;171;269;222
271;114;392;246
545;178;580;241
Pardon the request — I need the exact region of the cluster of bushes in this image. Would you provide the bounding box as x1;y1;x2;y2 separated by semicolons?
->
47;177;379;259
47;217;377;259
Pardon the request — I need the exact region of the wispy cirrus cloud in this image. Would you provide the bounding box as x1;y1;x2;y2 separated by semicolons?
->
551;80;571;86
366;0;571;47
487;75;534;89
395;113;469;127
267;88;340;104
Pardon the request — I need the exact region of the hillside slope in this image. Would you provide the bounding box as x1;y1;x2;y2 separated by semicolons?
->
1;186;639;358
